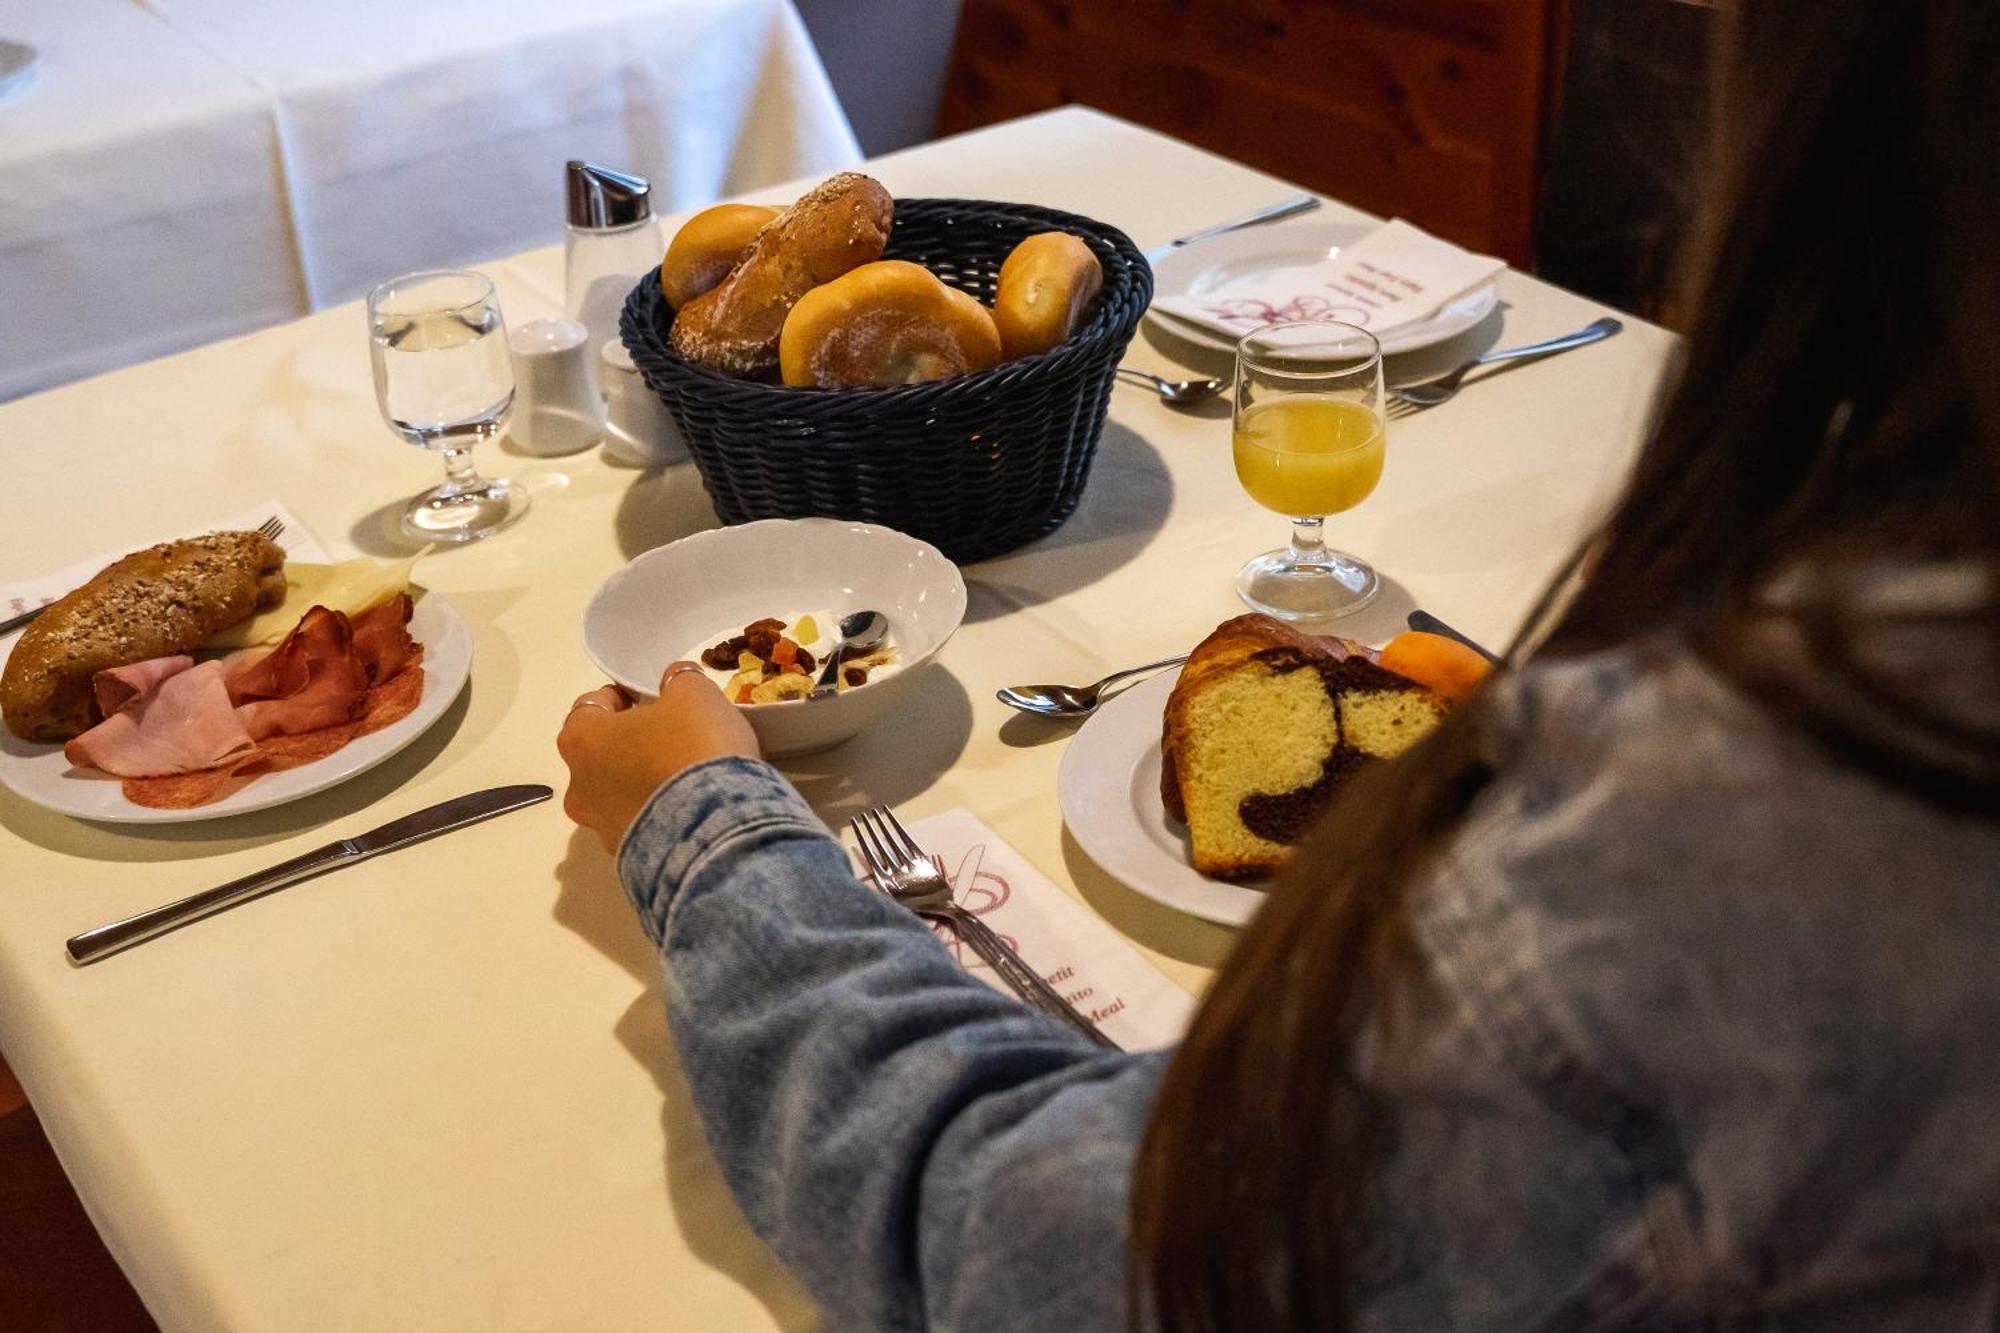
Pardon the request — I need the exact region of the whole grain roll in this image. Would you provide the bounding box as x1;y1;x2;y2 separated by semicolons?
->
1;531;287;741
670;172;894;377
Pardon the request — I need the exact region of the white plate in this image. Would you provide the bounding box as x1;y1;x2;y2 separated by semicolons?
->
0;41;38;103
1057;669;1269;927
0;591;470;824
1147;221;1498;357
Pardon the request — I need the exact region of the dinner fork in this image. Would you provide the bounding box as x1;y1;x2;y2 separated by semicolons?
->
850;806;1121;1050
0;515;286;636
1385;317;1622;420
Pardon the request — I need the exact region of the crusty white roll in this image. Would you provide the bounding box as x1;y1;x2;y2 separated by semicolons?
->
671;173;893;377
992;232;1104;359
779;260;1004;388
659;203;778;309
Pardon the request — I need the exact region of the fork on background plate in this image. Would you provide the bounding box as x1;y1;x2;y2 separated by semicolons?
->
1386;317;1622;419
0;510;290;636
0;515;284;637
850;805;1121;1050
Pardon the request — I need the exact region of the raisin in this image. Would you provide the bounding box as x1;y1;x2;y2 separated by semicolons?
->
796;648;816;674
701;643;737;670
762;660;780;677
745;632;778;658
745;618;785;636
844;667;868;687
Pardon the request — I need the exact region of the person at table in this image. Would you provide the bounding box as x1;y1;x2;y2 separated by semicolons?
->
556;0;2000;1325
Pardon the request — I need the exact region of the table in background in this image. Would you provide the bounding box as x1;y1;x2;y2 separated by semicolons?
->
0;108;1674;1330
0;0;859;402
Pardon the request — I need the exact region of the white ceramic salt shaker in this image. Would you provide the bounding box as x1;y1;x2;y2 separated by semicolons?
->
599;339;687;467
506;318;604;457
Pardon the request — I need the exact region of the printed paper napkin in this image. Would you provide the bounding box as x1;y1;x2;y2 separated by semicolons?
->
1154;218;1504;340
1;503;327;624
850;808;1196;1050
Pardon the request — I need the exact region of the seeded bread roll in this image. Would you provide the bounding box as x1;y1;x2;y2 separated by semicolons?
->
1;531;287;741
670;172;893;377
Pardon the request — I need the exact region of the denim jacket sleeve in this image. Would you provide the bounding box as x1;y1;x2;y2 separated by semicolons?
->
618;757;1165;1333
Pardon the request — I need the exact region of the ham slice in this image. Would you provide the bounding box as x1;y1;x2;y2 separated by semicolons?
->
66;597;427;806
122;666;425;809
64;660;257;778
350;594;418;684
92;655;194;718
228;605;370;740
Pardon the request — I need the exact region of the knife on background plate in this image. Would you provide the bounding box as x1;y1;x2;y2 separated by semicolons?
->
66;784;553;966
1142;194;1322;264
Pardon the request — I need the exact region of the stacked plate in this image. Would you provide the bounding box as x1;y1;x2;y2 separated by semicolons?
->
1145;221;1497;359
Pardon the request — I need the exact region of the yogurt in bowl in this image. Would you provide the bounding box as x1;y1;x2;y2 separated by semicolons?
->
686;609;901;704
583;519;966;757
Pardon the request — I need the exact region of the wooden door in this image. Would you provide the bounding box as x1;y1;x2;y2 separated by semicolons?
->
938;0;1566;266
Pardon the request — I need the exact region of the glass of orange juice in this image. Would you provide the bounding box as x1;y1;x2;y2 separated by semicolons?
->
1231;321;1386;620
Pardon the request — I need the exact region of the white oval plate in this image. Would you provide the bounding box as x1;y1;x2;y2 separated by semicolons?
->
1057;669;1269;928
1147;221;1498;357
0;591;470;824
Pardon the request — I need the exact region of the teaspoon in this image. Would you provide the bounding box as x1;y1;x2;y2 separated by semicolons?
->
997;654;1189;719
810;610;890;699
1114;367;1224;408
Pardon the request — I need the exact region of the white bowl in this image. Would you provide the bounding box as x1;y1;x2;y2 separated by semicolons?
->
583;518;967;757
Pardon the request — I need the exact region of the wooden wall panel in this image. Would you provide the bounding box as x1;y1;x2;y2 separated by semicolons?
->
938;0;1563;265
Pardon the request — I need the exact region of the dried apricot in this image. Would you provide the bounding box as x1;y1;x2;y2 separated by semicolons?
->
1378;631;1491;700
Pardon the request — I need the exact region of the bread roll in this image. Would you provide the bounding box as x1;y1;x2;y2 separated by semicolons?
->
2;531;287;741
659;203;778;309
671;173;893;376
779;260;1003;388
992;232;1104;359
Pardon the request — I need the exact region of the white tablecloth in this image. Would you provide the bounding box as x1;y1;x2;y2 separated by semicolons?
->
0;0;859;402
0;109;1675;1331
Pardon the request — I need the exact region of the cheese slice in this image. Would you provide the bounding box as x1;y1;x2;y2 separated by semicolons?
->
206;553;421;649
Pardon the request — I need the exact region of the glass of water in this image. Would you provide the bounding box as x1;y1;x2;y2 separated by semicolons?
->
367;269;527;543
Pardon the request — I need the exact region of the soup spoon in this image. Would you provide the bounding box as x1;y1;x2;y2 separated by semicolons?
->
997;654;1189;719
810;610;890;699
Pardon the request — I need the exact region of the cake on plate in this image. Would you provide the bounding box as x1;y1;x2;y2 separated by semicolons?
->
1160;614;1449;880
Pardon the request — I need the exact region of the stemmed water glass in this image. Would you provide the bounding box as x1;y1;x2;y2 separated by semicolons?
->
367;269;528;544
1230;321;1387;620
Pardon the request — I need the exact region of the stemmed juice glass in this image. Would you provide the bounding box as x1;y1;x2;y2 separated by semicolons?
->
1231;321;1386;620
367;269;528;544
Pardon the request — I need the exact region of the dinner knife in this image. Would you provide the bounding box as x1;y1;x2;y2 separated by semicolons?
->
1142;193;1322;264
65;784;553;965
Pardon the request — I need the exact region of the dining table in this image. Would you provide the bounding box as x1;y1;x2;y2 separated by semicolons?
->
0;105;1675;1330
0;0;860;402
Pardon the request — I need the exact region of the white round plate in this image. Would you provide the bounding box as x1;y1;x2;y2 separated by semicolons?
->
1147;221;1498;357
1057;669;1268;927
0;591;470;824
0;42;38;102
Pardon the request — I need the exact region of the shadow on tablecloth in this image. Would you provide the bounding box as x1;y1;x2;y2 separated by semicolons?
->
960;420;1176;625
552;825;820;1331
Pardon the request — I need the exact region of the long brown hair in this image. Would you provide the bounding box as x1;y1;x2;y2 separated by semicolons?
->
1131;1;2000;1328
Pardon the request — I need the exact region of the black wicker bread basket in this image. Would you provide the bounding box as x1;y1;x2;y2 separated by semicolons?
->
620;198;1152;564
